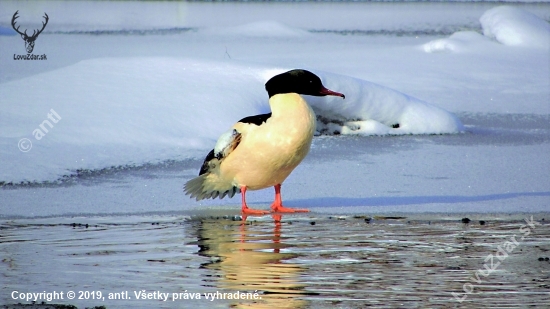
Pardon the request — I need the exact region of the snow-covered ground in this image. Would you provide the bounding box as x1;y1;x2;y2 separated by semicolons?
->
0;1;549;217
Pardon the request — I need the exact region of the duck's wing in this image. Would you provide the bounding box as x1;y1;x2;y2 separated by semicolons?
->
184;128;242;200
184;112;271;201
199;129;242;176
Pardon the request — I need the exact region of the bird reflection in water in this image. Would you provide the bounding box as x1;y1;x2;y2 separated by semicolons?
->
195;214;308;308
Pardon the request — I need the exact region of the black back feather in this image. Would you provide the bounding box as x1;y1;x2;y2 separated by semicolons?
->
238;112;272;126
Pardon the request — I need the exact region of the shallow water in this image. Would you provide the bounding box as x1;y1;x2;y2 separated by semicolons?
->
2;214;549;308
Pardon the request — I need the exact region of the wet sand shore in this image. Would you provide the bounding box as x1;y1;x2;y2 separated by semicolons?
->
1;213;549;308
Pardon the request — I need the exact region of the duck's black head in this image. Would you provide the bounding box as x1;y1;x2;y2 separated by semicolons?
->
265;69;345;99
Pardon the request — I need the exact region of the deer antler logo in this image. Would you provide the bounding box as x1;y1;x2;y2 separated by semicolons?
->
11;10;49;54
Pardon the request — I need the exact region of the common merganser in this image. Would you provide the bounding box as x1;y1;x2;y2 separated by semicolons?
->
184;69;345;214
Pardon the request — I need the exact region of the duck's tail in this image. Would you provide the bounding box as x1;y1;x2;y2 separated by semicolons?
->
184;173;240;201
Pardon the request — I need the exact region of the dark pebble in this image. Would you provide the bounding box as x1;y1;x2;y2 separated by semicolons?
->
461;218;471;224
538;257;545;261
365;218;371;224
310;221;316;226
479;220;486;225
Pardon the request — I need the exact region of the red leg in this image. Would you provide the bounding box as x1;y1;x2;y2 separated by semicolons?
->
241;186;269;215
270;184;309;213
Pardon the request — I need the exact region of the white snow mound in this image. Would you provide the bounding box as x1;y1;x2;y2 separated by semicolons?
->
308;71;464;135
480;6;550;49
422;31;494;53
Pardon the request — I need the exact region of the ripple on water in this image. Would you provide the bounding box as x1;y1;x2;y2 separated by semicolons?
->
1;215;549;308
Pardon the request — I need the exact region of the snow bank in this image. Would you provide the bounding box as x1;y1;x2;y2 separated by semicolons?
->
423;6;550;52
307;72;463;135
0;58;462;183
480;6;550;49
